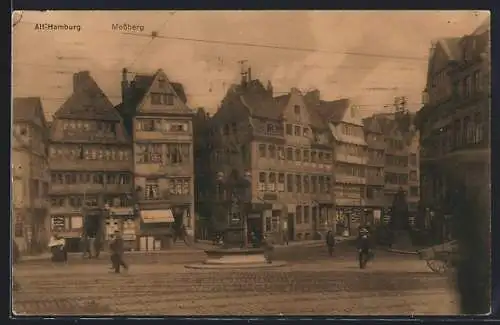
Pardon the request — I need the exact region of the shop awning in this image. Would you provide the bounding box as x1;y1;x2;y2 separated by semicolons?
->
140;209;175;224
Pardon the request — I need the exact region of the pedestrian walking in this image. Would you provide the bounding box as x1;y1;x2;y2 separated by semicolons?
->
282;231;289;246
326;229;336;256
109;230;128;274
262;234;274;263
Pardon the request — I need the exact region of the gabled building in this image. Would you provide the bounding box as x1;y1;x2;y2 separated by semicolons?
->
307;95;368;236
49;71;133;251
207;70;334;243
416;18;490;220
362;116;386;224
118;68;195;251
12;97;50;253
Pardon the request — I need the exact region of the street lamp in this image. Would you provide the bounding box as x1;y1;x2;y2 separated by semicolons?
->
214;170;252;248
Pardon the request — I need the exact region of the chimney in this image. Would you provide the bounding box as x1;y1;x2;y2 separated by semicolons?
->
72;71;91;93
121;68;129;103
247;67;252;82
266;80;273;96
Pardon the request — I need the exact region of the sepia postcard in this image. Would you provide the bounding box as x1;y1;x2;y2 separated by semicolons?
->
11;10;491;317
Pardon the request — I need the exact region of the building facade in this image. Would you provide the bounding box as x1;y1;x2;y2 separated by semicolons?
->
362;116;386;225
416;19;490;220
118;68;196;251
12;97;50;253
309;97;367;236
207;72;334;243
49;71;134;251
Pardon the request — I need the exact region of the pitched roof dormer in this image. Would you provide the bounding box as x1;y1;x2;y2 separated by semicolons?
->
133;69;194;115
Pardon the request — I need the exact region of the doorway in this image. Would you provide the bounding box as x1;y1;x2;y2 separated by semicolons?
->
287;213;295;241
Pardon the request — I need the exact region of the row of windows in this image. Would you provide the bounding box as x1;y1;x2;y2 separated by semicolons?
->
51;172;131;185
143;179;191;200
51;194;131;208
341;124;364;137
385;172;409;185
49;146;130;161
258;144;332;164
62;120;117;135
423;113;484;156
257;172;332;194
452;70;482;99
337;164;366;177
367;149;384;161
366;167;384;178
150;92;175;106
285;123;311;138
338;143;365;157
387;138;405;151
334;185;366;198
136;119;189;132
386;155;408;167
136;143;190;164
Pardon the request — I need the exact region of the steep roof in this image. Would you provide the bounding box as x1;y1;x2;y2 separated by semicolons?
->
313;98;350;123
13;97;47;128
472;16;490;35
236;79;281;120
54;72;121;121
120;70;190;114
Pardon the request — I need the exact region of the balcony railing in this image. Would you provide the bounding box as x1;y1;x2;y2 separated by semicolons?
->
335;175;366;185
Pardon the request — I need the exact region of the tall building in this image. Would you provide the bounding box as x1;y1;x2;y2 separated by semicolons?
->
49;71;134;251
309;96;367;236
12;97;50;253
207;71;334;243
370;112;420;224
362;116;386;225
416;18;490;218
118;68;196;251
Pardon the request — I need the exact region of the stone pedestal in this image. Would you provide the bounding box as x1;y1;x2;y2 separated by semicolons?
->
185;247;287;269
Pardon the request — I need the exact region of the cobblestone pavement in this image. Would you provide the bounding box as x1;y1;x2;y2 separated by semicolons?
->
13;246;459;316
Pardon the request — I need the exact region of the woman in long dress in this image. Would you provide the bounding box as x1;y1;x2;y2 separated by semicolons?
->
48;233;67;263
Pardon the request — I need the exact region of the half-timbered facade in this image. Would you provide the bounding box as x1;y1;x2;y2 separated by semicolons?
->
49;71;133;251
118;69;195;250
309;96;368;236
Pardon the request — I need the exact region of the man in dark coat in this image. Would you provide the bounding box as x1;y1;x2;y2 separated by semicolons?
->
109;231;128;273
326;229;336;256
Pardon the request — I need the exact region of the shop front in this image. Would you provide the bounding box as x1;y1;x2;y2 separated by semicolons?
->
335;207;364;236
105;207;136;251
138;209;175;251
50;213;85;252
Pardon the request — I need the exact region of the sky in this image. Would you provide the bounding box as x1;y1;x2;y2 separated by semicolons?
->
12;10;489;120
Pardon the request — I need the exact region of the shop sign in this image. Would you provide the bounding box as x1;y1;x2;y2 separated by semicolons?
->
51;216;66;231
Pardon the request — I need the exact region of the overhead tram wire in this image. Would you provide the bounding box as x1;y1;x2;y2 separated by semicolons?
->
128;11;177;70
119;32;429;62
17;18;429;63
